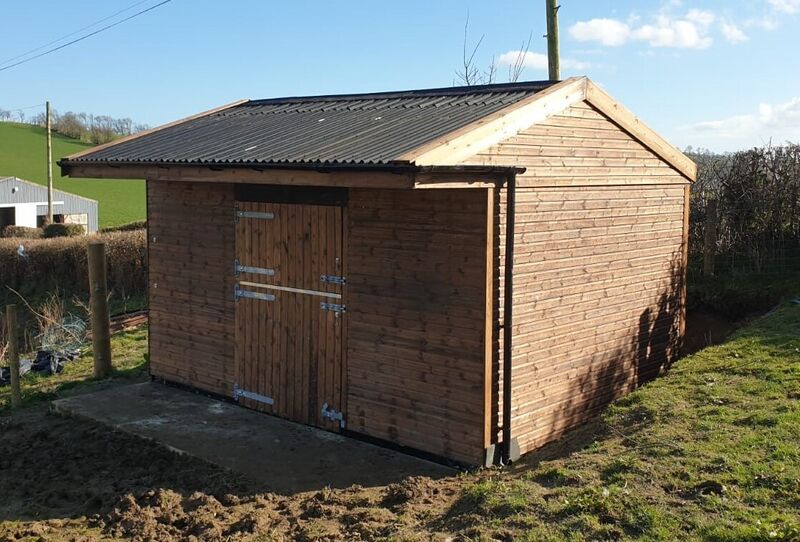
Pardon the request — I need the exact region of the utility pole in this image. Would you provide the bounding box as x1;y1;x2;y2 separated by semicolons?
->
545;0;560;81
46;101;53;224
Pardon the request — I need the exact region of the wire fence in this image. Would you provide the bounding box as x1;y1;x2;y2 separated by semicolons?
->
688;144;800;277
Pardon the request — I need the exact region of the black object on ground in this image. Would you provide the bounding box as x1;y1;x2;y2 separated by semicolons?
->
0;349;79;387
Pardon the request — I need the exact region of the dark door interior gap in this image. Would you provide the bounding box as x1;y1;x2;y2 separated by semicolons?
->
234;185;349;206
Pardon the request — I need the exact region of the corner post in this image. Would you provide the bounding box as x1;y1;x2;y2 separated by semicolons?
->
502;173;519;464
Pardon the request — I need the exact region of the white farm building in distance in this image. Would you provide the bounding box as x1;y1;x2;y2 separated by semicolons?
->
0;176;98;232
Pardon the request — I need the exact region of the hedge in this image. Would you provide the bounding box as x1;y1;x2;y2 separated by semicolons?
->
101;220;147;233
0;230;147;302
0;226;43;239
43;223;86;238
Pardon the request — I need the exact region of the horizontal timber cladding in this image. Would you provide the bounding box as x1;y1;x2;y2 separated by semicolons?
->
463;99;690;456
148;180;236;395
346;188;490;465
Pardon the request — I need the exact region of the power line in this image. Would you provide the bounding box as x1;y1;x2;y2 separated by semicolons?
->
0;0;154;68
1;103;46;112
0;0;173;73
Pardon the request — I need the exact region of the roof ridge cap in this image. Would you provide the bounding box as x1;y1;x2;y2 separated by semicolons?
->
247;80;559;106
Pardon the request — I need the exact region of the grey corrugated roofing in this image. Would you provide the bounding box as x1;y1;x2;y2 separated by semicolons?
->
64;81;556;167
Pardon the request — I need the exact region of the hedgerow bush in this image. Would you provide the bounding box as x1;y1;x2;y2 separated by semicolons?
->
0;226;43;239
43;223;86;238
0;230;146;301
101;220;146;233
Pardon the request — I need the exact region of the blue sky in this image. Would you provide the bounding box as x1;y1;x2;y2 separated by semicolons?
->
1;0;798;152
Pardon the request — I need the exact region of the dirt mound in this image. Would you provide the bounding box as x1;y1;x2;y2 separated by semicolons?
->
0;408;463;542
382;476;441;510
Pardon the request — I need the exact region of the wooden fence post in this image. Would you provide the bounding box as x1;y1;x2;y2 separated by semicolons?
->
6;304;21;408
703;199;718;277
88;242;112;378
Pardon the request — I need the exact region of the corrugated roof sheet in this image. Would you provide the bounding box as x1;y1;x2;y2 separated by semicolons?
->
65;81;556;167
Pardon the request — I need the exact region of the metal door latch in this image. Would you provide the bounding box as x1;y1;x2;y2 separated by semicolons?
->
320;274;346;285
320;302;346;314
321;403;346;428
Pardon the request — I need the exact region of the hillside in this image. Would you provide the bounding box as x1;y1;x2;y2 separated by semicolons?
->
0;122;145;228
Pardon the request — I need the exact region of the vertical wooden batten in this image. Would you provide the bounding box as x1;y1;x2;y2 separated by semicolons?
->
501;173;518;464
483;187;496;464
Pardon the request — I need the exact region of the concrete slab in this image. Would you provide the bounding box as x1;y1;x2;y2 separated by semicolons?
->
52;382;453;494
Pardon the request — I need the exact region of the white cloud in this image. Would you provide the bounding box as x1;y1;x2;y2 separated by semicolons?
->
745;0;800;30
769;0;800;14
746;15;779;30
721;21;748;43
685;96;800;147
569;18;631;47
568;10;714;49
631;15;713;49
497;50;591;71
686;9;715;26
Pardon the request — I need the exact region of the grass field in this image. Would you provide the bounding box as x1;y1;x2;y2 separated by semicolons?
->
0;122;145;228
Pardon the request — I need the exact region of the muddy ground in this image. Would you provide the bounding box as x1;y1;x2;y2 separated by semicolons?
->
0;406;483;542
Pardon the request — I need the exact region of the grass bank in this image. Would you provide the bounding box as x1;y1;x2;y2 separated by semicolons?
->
460;298;800;541
0;122;145;227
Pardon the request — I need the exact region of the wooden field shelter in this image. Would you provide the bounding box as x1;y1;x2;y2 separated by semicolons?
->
61;77;695;466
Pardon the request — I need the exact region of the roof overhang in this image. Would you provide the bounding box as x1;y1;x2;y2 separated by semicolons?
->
58;160;524;189
59;76;694;184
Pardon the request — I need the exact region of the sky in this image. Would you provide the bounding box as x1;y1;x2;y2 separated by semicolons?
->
1;0;799;152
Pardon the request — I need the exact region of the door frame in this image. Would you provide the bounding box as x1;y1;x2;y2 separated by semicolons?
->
233;185;349;431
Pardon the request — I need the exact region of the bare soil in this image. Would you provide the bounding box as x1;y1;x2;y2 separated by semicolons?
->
0;407;469;541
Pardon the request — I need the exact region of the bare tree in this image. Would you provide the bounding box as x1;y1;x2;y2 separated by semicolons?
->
455;12;534;86
508;32;534;83
455;12;489;86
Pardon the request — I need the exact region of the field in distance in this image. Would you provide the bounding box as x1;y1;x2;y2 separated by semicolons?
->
0;122;145;228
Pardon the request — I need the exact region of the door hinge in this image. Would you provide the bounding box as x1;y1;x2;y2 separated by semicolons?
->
321;402;345;428
233;383;275;405
235;259;275;277
320;274;346;285
235;207;275;222
320;302;346;314
235;284;276;302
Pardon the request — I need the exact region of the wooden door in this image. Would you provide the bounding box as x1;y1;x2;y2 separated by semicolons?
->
234;201;345;430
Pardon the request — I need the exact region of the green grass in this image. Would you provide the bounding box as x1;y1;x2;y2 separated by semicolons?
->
0;326;148;410
0;122;145;227
459;299;800;541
